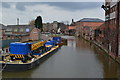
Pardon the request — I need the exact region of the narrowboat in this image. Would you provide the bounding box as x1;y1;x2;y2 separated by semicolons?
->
0;37;62;72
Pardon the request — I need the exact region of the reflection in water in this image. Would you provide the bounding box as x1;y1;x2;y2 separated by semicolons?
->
67;39;76;47
2;36;120;78
76;37;120;78
92;46;120;78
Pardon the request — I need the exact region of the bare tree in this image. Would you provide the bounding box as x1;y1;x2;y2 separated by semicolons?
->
28;19;35;26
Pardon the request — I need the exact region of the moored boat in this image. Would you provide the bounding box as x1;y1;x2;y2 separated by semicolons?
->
0;37;62;72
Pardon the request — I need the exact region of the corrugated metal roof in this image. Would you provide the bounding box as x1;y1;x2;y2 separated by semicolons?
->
7;25;34;27
78;18;104;22
4;33;29;36
6;25;35;33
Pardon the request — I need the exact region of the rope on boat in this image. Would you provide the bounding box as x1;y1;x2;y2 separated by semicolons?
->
0;62;7;73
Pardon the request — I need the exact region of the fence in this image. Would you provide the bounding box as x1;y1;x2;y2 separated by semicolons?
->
1;38;20;48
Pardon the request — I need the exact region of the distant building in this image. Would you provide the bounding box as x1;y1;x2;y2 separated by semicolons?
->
76;18;104;40
0;24;6;40
65;25;76;35
58;23;66;33
64;19;76;35
5;25;36;42
43;21;66;33
0;24;20;54
43;23;51;32
0;24;41;54
94;23;106;46
29;27;40;41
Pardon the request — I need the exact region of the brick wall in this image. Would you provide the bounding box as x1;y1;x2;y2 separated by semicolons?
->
76;21;104;40
29;28;40;41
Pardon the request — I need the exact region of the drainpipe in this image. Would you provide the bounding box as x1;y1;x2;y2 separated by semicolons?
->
116;1;120;57
107;5;110;52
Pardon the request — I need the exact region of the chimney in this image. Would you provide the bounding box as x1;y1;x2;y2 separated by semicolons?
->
72;19;74;23
17;18;19;25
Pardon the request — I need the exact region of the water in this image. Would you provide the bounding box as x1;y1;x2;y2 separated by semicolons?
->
2;36;120;78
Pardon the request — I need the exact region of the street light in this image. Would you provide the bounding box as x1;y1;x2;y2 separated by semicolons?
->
101;5;109;11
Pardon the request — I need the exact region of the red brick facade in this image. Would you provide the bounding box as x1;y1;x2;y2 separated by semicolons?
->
29;28;40;41
76;21;104;40
104;1;120;56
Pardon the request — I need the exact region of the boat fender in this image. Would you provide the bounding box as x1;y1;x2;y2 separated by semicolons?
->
31;58;35;62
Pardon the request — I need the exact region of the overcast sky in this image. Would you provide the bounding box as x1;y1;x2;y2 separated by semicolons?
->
1;2;105;25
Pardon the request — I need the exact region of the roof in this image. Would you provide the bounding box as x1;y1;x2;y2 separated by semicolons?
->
7;25;34;28
4;33;29;36
68;26;76;30
6;25;35;33
0;24;7;30
77;18;104;22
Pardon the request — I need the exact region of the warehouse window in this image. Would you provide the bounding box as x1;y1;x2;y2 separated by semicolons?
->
26;28;30;32
6;28;12;32
114;19;116;24
14;28;18;32
20;28;23;32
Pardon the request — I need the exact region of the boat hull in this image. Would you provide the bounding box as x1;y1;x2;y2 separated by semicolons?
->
1;47;59;72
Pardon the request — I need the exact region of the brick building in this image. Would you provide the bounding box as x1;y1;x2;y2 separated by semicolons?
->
0;24;41;54
0;24;20;54
76;18;104;40
0;24;6;40
43;21;66;33
65;25;76;35
101;0;120;56
65;19;76;35
29;27;40;41
4;25;34;40
94;23;107;46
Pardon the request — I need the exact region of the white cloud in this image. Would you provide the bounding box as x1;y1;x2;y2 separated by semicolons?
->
2;2;105;25
0;3;2;23
2;0;105;2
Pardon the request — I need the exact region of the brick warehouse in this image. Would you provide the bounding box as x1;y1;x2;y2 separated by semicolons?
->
102;0;120;56
76;18;104;40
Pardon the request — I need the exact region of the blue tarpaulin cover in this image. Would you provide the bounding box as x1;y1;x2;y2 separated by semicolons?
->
52;37;61;41
45;40;56;46
10;43;31;55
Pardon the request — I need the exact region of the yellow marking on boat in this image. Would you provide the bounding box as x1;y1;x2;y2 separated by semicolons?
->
32;40;47;51
12;54;24;58
46;45;52;47
0;45;59;64
0;61;5;63
22;55;24;58
18;55;20;58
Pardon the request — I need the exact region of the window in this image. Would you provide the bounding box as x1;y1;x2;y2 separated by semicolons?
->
20;28;23;32
26;28;30;32
114;19;116;24
6;28;12;32
14;28;18;32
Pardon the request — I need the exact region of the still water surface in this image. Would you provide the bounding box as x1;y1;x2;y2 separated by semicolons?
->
2;36;120;78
